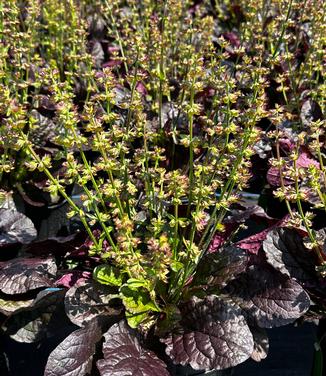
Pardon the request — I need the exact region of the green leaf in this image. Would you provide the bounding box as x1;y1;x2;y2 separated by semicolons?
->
170;260;184;272
125;311;150;329
125;278;147;288
93;265;123;287
120;286;160;313
155;304;181;336
177;218;190;228
312;344;323;376
120;286;160;328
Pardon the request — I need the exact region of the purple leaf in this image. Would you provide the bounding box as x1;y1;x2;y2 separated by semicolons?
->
207;222;237;254
253;138;272;159
223;31;240;47
300;99;323;126
236;228;271;254
112;86;131;108
224;265;310;328
103;46;122;68
90;39;104;68
207;232;226;253
250;327;269;362
236;216;290;255
103;58;123;68
87;13;106;38
28;109;58;147
266;166;293;187
36;94;57;111
0;208;36;247
303;184;326;206
263;227;315;282
55;271;91;288
267;149;319;187
97;320;169;376
3;289;66;343
65;279;121;327
0;257;57;294
44;319;102;376
194;246;248;287
26;233;85;257
279;137;295;152
224;205;273;224
136;82;147;96
162;296;254;371
315;228;326;257
211;205;276;253
0;295;34;315
296;149;319;169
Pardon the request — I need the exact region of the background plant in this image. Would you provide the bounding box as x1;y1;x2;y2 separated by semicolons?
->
0;0;324;375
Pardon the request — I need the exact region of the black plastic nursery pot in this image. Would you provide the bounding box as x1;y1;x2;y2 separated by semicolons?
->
172;366;233;376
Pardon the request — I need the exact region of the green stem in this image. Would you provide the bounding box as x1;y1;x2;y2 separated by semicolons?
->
94;132;125;217
173;202;179;259
272;0;293;58
21;133;99;249
69;126;107;213
293;157;324;264
104;0;129;75
275;126;294;218
65;157;117;251
186;79;195;218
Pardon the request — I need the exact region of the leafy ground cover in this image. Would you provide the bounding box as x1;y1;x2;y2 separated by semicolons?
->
0;0;325;375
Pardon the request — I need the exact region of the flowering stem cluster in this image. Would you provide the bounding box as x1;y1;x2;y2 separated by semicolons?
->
0;0;325;327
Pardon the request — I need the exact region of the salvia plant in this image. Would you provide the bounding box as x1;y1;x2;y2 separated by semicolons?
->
0;0;325;375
